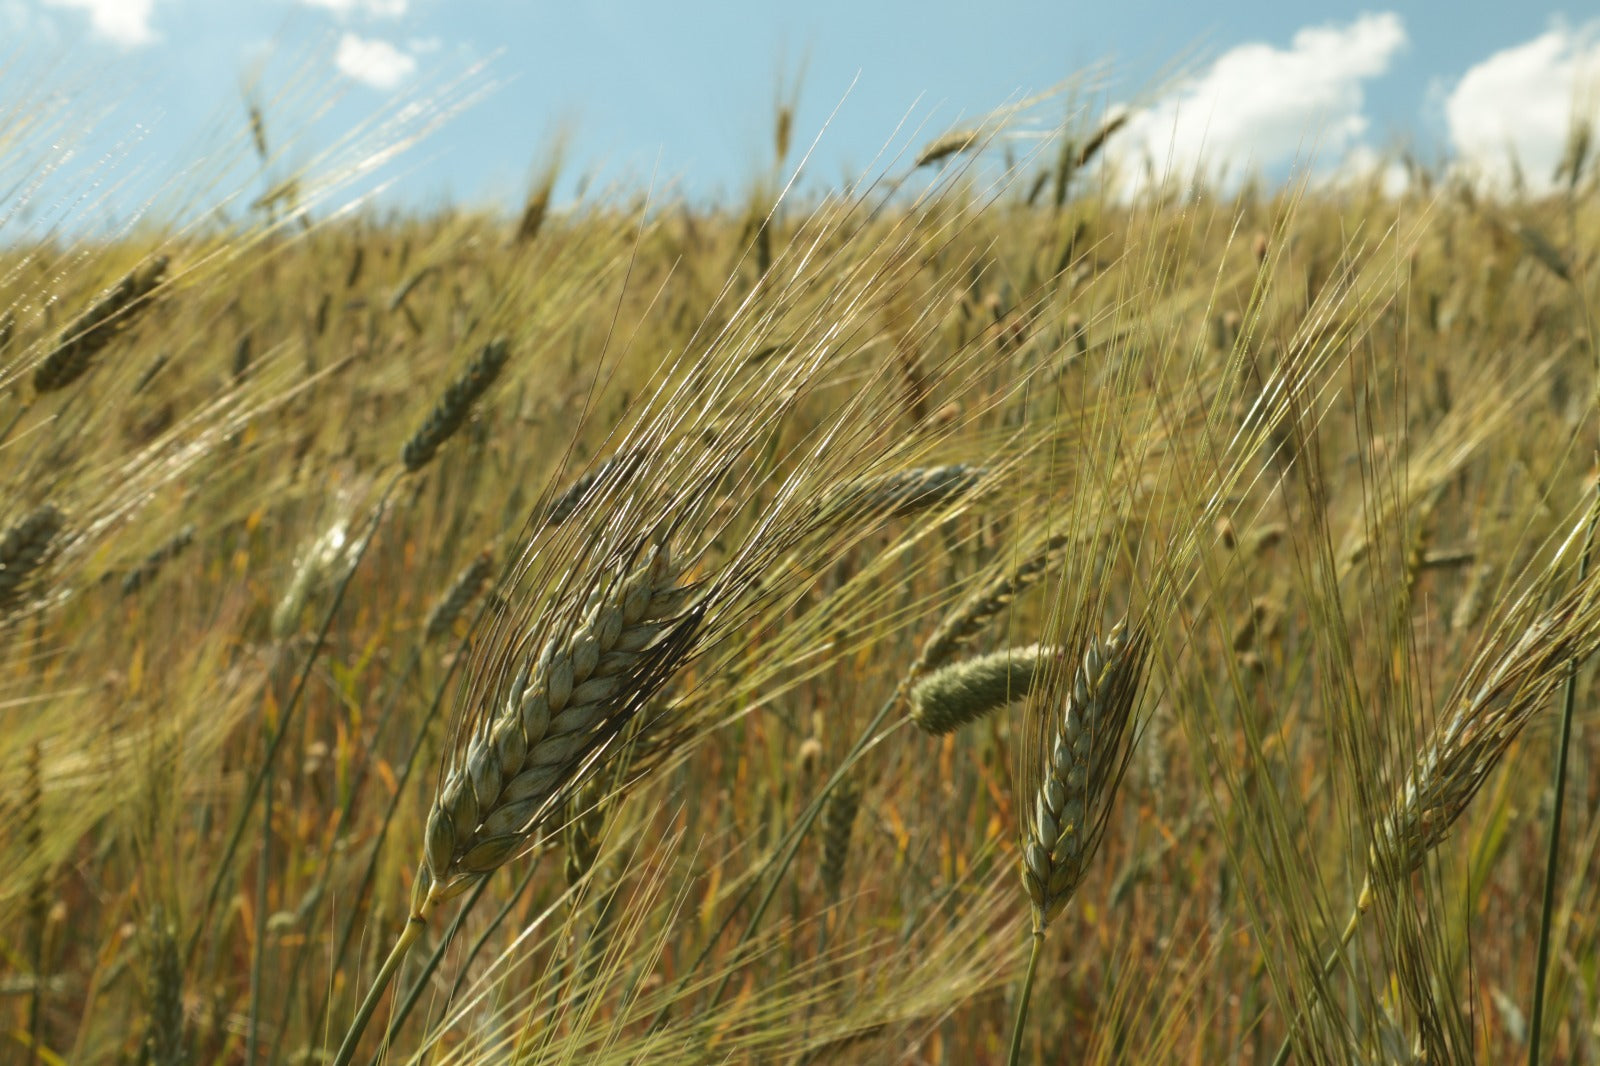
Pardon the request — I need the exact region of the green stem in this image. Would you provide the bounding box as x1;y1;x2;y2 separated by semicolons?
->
1529;488;1598;1064
304;618;482;1054
187;475;401;967
270;648;422;1066
1269;889;1366;1066
369;877;491;1066
245;760;273;1064
330;910;426;1066
1006;920;1047;1066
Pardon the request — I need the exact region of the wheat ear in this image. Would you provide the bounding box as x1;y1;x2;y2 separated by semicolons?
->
816;464;984;527
819;775;862;899
421;539;696;901
1008;620;1148;1066
0;505;64;616
915;532;1070;677
424;548;496;643
401;337;511;472
910;644;1055;735
543;448;649;528
332;538;700;1065
34;256;168;392
1272;565;1600;1066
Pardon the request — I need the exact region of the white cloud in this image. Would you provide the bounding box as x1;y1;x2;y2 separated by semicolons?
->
1443;23;1600;193
42;0;157;47
1324;144;1412;197
300;0;407;17
334;32;416;90
1114;12;1407;193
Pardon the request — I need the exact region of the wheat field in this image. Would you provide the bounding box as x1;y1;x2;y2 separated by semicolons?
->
2;78;1599;1065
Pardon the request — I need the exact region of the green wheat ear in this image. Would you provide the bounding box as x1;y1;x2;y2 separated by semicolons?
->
910;644;1056;735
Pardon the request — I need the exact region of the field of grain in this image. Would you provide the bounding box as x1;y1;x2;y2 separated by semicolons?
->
2;89;1599;1065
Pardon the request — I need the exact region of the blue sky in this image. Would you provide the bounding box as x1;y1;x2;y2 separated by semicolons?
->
2;1;1597;229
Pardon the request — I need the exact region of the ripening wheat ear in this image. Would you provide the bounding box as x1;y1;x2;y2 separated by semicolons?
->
424;547;496;644
401;337;511;472
332;537;702;1066
910;644;1055;735
33;256;168;393
1270;553;1600;1066
1007;619;1149;1066
0;504;64;617
421;539;697;905
913;532;1071;677
814;464;984;527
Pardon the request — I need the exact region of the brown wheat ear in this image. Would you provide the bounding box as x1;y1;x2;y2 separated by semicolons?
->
34;255;168;393
401;337;511;472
